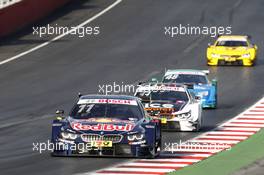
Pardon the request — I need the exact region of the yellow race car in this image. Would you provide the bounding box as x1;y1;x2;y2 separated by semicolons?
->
207;35;258;66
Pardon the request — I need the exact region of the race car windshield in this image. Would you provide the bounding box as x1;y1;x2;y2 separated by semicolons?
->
150;91;188;102
70;103;143;120
163;74;208;85
216;40;248;47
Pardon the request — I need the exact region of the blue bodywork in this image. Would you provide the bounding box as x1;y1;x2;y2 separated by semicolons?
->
188;83;217;108
161;69;218;109
51;95;161;158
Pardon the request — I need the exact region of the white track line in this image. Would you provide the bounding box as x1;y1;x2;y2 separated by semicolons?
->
206;131;254;135
168;149;222;153
138;159;200;162
97;167;174;173
243;112;264;114
237;115;264;119
189;139;240;144
164;153;213;157
90;174;155;175
223;123;264;127
174;145;231;149
0;0;123;66
122;162;189;167
230;119;264;123
218;127;261;131
198;135;248;139
249;110;264;112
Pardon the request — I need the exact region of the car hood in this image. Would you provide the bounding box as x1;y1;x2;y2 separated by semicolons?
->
212;46;249;55
64;117;142;134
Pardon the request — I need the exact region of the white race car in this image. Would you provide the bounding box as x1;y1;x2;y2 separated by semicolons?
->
135;83;203;131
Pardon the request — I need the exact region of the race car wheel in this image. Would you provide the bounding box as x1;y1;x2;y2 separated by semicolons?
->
149;139;161;158
214;94;218;109
195;117;203;132
251;59;256;66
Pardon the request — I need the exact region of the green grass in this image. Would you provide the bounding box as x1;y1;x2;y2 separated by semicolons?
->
168;129;264;175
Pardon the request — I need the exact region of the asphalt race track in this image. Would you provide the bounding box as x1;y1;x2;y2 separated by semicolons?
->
0;0;264;174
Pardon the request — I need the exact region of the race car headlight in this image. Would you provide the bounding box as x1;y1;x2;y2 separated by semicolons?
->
211;53;220;58
242;53;250;58
176;111;192;119
127;133;144;141
61;132;78;140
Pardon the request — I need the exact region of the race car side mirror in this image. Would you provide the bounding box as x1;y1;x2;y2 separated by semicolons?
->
150;78;158;83
55;110;64;120
211;79;217;86
195;96;201;100
56;110;64;115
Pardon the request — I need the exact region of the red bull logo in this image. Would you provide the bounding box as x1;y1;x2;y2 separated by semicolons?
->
71;123;135;131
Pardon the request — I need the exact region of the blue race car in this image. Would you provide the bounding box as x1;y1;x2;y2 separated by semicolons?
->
51;95;161;158
162;69;217;108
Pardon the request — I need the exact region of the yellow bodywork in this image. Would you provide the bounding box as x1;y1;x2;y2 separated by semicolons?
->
207;35;258;66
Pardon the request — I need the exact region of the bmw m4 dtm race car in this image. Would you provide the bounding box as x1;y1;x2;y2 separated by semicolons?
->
51;95;161;158
162;69;217;109
135;83;203;131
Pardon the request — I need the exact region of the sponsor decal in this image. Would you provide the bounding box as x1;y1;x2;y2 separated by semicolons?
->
145;107;174;112
145;125;155;128
129;140;146;145
176;100;185;104
90;141;112;147
145;103;174;108
78;99;138;105
71;123;135;131
73;118;133;123
52;123;62;126
137;84;185;92
165;71;205;77
93;118;112;123
154;86;185;92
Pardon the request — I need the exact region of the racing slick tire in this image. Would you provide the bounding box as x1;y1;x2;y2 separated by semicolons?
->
195;116;203;132
214;94;218;109
148;128;161;159
148;139;161;159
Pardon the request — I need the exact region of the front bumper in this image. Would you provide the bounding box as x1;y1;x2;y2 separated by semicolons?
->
202;99;216;108
207;57;254;66
161;120;197;131
51;140;152;157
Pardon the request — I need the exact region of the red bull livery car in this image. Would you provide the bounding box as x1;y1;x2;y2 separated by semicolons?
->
51;95;161;158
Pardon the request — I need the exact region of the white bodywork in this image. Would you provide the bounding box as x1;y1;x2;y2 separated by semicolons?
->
135;84;203;131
